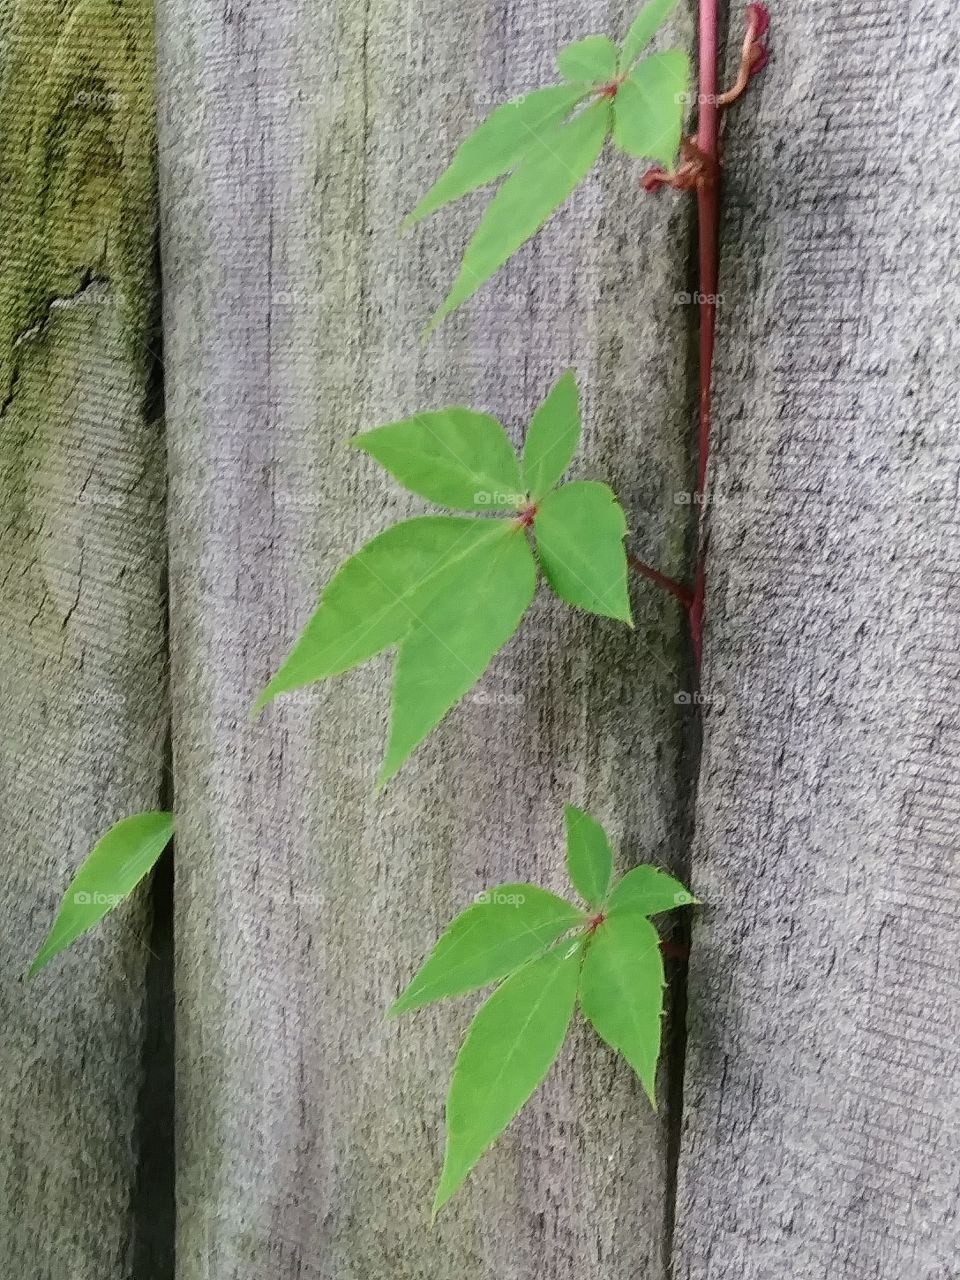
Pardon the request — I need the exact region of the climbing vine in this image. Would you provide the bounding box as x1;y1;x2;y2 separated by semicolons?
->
31;0;770;1218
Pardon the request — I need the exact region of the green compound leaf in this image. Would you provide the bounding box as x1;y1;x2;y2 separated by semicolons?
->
253;517;509;711
30;812;175;977
607;864;698;917
619;0;679;72
534;480;632;624
521;369;581;501
353;409;522;512
402;84;589;230
379;528;537;785
389;884;584;1016
557;35;618;84
395;809;697;1211
612;50;689;168
434;939;582;1215
429;99;611;333
564;805;614;908
578;913;664;1105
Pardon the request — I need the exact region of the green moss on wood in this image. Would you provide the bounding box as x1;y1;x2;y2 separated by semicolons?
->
0;0;158;402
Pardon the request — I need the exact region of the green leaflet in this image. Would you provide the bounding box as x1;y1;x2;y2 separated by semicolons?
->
253;517;510;711
521;370;581;501
429;99;611;333
534;480;632;624
619;0;679;72
379;528;537;784
564;805;614;908
607;864;697;917
612;50;689;168
30;812;175;977
402;84;589;230
353;408;522;511
557;35;618;84
434;939;582;1215
578;913;664;1105
389;884;584;1015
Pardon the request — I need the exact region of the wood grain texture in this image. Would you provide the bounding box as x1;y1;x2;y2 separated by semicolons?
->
0;0;166;1276
157;0;698;1275
674;3;960;1277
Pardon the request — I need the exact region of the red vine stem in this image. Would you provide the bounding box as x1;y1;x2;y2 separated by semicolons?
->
691;3;768;666
688;0;722;667
640;3;769;668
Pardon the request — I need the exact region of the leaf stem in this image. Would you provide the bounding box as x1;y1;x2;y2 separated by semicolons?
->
660;937;690;962
627;554;694;609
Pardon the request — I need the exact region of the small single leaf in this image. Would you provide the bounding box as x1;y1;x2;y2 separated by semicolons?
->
607;865;697;917
557;35;618;84
578;914;664;1104
429;99;610;333
434;939;582;1214
389;884;584;1016
619;0;678;72
612;50;688;168
379;529;537;784
521;370;581;500
564;805;614;908
402;84;589;229
534;480;632;623
254;517;510;711
353;409;522;511
30;813;175;977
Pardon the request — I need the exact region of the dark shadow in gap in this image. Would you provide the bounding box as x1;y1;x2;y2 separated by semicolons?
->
129;841;175;1280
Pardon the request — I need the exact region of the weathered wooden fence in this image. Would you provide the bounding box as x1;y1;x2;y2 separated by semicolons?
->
0;1;170;1276
1;0;957;1277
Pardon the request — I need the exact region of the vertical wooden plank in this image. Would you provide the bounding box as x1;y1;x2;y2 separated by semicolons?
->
674;3;960;1276
158;0;698;1274
0;0;166;1275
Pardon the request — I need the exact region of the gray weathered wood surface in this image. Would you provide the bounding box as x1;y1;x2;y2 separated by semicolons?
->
157;0;696;1275
6;0;958;1275
674;3;960;1277
0;0;166;1276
